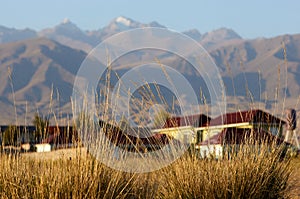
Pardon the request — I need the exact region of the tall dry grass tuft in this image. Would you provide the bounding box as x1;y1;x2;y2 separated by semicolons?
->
158;142;292;199
0;140;293;198
0;151;138;199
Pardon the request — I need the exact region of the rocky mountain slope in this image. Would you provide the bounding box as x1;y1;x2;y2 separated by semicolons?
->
0;17;299;124
0;38;86;124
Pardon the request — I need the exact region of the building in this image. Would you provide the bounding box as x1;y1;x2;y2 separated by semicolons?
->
196;127;287;159
99;120;177;153
34;143;51;153
195;109;285;144
42;126;78;149
194;109;287;158
0;125;36;144
152;114;211;144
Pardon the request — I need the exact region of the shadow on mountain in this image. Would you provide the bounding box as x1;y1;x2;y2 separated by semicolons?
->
40;43;86;75
222;72;266;101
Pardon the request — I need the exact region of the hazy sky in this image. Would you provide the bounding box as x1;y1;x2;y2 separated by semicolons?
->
1;0;299;39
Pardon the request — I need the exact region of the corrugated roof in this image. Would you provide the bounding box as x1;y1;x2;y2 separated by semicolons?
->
163;114;211;128
209;109;286;126
98;120;176;152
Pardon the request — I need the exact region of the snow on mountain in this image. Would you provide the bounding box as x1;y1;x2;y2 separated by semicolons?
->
115;16;132;26
39;19;85;39
96;16;166;41
38;19;97;51
62;18;71;24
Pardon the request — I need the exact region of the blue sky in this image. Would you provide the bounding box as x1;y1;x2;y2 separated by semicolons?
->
1;0;299;39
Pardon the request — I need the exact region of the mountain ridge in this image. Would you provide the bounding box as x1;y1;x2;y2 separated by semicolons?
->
0;16;242;52
0;17;299;124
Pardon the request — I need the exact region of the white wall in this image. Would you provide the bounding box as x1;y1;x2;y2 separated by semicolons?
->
35;144;51;152
198;144;223;159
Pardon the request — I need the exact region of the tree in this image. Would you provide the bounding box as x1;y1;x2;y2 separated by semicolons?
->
32;113;49;143
2;125;19;146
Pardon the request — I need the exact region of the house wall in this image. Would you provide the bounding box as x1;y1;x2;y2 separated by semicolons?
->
21;143;31;151
198;129;222;144
198;144;223;159
196;122;284;144
196;123;254;143
35;144;51;152
158;118;285;148
252;124;283;137
158;127;195;144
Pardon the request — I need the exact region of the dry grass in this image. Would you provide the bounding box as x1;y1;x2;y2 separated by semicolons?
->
0;142;293;199
289;157;300;199
0;149;136;199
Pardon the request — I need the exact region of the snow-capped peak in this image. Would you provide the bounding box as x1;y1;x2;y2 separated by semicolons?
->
115;16;132;26
62;18;71;24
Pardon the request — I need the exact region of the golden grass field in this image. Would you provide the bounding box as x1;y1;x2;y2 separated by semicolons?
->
290;156;300;199
0;144;296;199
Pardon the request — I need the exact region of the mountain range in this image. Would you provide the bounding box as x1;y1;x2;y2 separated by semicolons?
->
0;17;243;52
0;16;299;124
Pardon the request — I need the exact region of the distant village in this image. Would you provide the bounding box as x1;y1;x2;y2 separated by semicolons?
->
0;109;299;158
0;114;78;153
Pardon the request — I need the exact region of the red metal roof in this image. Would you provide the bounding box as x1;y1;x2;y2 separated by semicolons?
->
163;114;211;128
209;109;286;126
99;120;178;152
